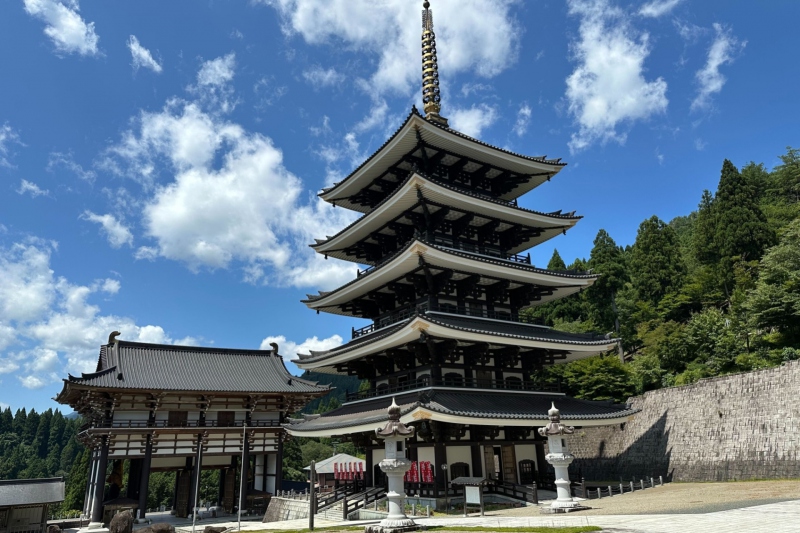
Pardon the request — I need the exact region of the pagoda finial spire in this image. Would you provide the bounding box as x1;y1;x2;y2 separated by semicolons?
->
421;1;448;125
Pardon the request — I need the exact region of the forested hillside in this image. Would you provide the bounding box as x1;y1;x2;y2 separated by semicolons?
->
526;147;800;402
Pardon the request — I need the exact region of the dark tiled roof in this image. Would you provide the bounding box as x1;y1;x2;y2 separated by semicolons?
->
66;341;329;394
312;170;581;251
0;478;65;507
287;389;638;433
300;319;411;361
297;313;616;365
303;238;597;304
424;314;617;345
321;107;565;198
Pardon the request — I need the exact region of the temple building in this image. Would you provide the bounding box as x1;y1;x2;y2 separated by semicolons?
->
56;334;329;524
286;1;637;504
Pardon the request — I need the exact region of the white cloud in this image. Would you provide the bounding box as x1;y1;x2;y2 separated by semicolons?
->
104;56;358;288
0;239;195;385
128;35;162;73
0;124;22;168
99;278;120;294
565;0;668;152
638;0;682;18
80;211;134;248
695;138;707;151
48;151;96;182
17;180;49;198
260;334;343;360
196;53;236;87
449;104;498;138
134;246;158;261
265;0;520;98
513;104;532;137
23;0;99;56
19;375;46;389
691;23;744;112
303;65;345;88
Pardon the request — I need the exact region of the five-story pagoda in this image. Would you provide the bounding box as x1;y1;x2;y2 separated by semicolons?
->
288;1;636;504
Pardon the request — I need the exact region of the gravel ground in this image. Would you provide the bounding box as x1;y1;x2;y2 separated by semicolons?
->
485;480;800;516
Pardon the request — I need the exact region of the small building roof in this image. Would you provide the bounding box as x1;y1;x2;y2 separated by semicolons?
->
303;453;365;474
58;340;330;397
0;478;65;507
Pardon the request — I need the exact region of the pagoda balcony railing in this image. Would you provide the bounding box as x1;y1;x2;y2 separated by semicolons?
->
355;241;532;278
86;419;281;430
345;377;562;402
351;303;545;339
422;162;520;207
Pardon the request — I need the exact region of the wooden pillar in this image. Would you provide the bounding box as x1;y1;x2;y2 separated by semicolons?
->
365;448;373;487
138;435;153;518
83;449;97;517
90;437;109;523
434;440;447;493
275;437;284;492
191;436;204;513
127;459;142;500
239;431;251;511
470;445;483;477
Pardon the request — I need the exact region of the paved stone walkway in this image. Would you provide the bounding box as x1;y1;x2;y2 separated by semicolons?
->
229;499;800;532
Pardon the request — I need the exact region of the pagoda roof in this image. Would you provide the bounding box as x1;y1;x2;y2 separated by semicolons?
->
320;107;566;210
296;313;617;372
313;172;580;263
57;340;330;399
285;389;638;437
303;239;598;315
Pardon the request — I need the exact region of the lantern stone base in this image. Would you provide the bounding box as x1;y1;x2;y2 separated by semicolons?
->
541;503;591;514
364;522;420;533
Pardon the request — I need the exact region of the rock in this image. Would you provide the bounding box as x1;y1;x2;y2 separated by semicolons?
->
108;510;133;533
203;527;226;533
47;525;61;533
137;523;176;533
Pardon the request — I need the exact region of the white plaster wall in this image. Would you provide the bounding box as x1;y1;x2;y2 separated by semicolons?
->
252;411;281;422
446;446;472;478
418;446;435;466
373;448;386;464
514;443;538;469
151;457;188;469
114;411;149;422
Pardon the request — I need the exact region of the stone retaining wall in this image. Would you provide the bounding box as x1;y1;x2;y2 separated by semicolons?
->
262;497;309;522
566;360;800;482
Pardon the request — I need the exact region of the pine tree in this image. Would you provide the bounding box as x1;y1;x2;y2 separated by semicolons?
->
33;409;52;459
630;216;686;306
713;159;774;290
47;411;67;475
586;229;628;332
693;189;717;265
0;408;12;434
12;408;27;438
547;249;566;271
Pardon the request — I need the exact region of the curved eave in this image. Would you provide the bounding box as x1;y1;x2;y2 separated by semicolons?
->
313;173;580;263
320;111;566;209
296;315;618;372
303;240;597;313
286;406;637;438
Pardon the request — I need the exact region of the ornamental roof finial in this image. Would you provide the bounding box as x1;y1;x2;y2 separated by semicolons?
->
421;1;448;126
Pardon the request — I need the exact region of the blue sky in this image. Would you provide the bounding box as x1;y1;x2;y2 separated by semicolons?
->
1;0;798;413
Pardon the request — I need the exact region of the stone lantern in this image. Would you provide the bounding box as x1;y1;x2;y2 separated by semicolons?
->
366;399;418;533
538;402;585;512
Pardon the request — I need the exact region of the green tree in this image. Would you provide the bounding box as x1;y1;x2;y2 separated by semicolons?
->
630;216;686;306
713;159;774;292
547;249;566;271
62;447;90;511
555;355;635;403
301;440;333;466
745;218;800;342
586;229;628;332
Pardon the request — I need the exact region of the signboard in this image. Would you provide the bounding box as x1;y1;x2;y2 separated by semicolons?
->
465;486;481;505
